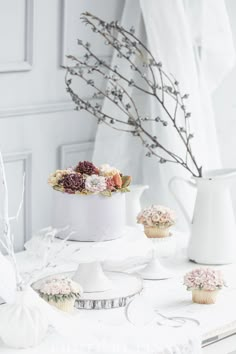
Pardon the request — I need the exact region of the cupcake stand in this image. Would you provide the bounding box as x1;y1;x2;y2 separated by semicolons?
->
139;235;176;280
29;227;157;310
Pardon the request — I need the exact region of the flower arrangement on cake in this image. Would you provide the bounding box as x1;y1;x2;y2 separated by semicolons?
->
137;205;176;238
48;161;131;197
39;277;83;312
184;268;225;304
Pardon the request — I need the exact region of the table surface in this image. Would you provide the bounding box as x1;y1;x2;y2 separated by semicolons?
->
1;231;236;353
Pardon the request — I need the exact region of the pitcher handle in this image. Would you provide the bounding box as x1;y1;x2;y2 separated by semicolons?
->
168;176;196;228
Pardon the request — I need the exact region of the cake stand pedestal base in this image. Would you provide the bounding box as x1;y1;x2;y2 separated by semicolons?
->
73;261;112;293
139;256;173;280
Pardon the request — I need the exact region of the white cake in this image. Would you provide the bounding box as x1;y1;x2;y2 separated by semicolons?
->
52;190;126;242
49;161;131;242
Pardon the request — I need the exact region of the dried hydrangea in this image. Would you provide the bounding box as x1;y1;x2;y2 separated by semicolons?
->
48;169;71;187
137;205;176;228
184;268;225;291
60;173;85;194
85;174;107;193
75;161;98;175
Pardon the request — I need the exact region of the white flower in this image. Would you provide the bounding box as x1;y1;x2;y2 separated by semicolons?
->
99;164;120;177
85;174;107;193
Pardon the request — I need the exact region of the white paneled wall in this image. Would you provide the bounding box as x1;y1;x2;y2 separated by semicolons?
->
0;0;33;72
0;0;124;250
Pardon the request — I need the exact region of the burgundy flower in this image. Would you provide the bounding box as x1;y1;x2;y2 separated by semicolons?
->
60;173;85;193
75;161;98;175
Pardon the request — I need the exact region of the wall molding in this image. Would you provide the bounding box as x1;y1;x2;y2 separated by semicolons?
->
0;0;34;73
3;151;32;245
0;101;74;119
59;141;94;168
60;0;67;67
0;95;104;119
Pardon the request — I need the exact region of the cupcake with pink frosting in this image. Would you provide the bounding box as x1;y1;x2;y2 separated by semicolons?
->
137;205;176;238
184;268;225;304
39;277;83;312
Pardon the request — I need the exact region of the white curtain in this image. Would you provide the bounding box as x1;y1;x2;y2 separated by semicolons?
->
93;0;235;230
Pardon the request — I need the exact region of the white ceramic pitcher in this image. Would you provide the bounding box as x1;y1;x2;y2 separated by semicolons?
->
169;169;236;264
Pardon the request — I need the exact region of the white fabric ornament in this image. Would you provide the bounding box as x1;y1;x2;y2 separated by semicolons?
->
0;287;48;349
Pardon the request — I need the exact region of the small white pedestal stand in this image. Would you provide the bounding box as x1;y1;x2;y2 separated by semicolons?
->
139;236;175;280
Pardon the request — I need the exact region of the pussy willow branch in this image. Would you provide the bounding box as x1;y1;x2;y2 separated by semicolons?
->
66;73;191;171
90;10;201;173
66;58;185;166
65;12;202;177
65;68;183;166
66;55;139;122
65;53;187;167
65;77;136;134
81;15;154;91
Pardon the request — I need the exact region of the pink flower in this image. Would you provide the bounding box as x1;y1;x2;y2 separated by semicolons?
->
137;205;176;227
106;177;116;191
39;277;83;297
184;268;225;291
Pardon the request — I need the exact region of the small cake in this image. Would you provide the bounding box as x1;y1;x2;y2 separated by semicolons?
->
137;205;176;238
184;268;225;304
39;277;83;312
48;162;131;242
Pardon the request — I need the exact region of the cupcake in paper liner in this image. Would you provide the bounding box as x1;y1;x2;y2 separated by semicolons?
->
39;277;83;312
137;205;176;238
184;268;225;304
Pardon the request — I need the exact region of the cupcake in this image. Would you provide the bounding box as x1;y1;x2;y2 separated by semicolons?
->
39;277;83;312
137;205;176;238
184;268;225;304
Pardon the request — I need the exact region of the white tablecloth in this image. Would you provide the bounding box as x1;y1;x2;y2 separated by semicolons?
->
1;230;236;354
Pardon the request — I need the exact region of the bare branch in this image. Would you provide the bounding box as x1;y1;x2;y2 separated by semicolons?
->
65;13;202;177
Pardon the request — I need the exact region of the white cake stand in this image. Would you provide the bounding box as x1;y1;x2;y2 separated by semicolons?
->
25;226;152;293
33;271;143;310
139;236;175;280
